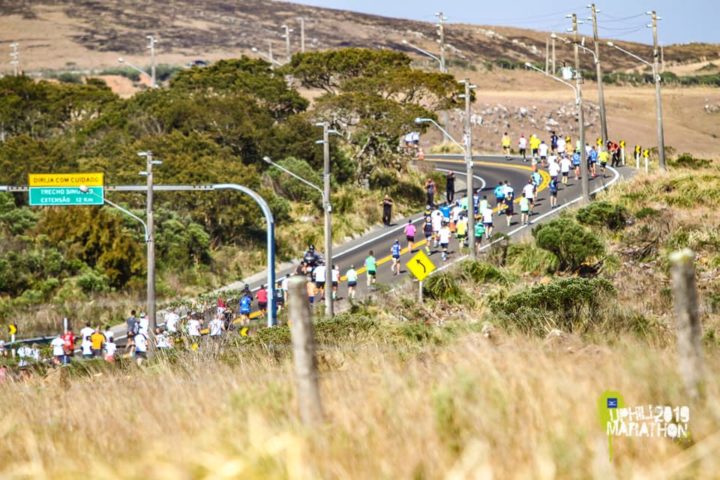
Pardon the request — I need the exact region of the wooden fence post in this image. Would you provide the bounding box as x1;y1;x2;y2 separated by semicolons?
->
288;275;324;425
669;248;704;400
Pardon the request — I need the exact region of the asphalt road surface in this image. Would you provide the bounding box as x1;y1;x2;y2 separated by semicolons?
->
107;154;626;343
240;154;625;321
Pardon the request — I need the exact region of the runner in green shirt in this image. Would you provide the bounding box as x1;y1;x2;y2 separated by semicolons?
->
365;251;377;288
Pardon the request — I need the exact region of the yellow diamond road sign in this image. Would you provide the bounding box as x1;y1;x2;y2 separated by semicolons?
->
406;250;436;282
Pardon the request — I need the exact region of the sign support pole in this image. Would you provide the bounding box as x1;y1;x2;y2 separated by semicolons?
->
418;281;423;303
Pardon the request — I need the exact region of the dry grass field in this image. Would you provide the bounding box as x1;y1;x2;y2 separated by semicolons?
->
1;333;718;479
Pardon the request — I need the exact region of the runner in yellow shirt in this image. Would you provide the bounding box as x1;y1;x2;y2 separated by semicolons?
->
529;134;541;160
501;132;511;157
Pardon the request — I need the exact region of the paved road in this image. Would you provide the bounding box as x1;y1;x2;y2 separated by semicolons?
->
108;155;627;343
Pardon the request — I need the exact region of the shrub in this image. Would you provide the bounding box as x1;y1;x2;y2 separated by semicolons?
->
532;217;604;271
669;153;712;169
76;269;111;293
576;201;628;231
458;260;509;285
505;243;559;275
491;277;616;335
423;272;468;304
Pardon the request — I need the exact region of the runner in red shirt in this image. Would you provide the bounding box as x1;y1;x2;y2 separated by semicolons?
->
61;330;75;364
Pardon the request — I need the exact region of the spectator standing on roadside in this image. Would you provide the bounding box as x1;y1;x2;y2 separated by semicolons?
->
382;195;394;225
425;179;436;209
445;171;455;203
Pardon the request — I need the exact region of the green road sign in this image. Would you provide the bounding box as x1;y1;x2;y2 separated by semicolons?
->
29;186;104;206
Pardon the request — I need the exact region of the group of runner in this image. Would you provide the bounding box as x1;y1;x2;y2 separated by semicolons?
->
502;131;623;177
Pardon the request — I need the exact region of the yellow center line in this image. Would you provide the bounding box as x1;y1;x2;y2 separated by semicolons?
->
229;160;551;322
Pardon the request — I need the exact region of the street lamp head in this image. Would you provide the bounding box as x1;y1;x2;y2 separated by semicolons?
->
414;117;429;124
151;160;163;165
565;14;573;18
262;156;272;164
137;151;151;157
606;41;615;47
79;185;89;193
251;47;258;52
550;33;558;39
139;171;148;176
645;11;653;15
117;57;125;63
524;62;532;68
401;39;408;45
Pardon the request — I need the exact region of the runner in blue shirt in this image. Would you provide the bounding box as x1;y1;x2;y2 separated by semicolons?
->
494;181;505;208
549;179;559;209
239;293;252;325
391;239;402;275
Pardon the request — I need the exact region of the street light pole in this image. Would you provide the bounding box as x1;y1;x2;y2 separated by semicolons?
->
318;123;334;317
589;3;609;144
139;151;160;332
649;10;667;171
460;79;477;259
570;13;590;203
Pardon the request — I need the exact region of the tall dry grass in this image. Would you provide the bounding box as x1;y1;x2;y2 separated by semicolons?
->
1;333;718;479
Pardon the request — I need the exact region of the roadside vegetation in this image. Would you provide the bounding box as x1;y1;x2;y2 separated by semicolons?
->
0;49;460;334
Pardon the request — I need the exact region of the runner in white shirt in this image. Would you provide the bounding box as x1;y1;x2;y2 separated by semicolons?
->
209;315;224;337
522;180;536;202
134;332;148;363
548;161;561;183
138;313;149;335
81;338;93;359
104;340;117;361
482;207;494;238
51;336;65;362
560;155;572;185
557;137;566;155
155;330;171;349
438;224;451;261
187;317;202;338
313;264;327;300
164;310;180;334
539;141;549;165
80;324;94;341
431;210;443;247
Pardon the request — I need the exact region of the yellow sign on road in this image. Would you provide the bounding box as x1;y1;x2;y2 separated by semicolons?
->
29;172;104;187
406;250;436;282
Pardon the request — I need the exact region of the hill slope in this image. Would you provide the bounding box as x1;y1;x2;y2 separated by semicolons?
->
0;1;717;73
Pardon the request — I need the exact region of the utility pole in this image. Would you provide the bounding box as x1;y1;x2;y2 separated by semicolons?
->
545;37;549;74
551;33;556;74
147;36;157;88
9;42;19;76
436;12;447;73
462;79;477;259
436;12;451;144
649;10;667;171
589;3;609;144
139;151;160;333
319;123;334;318
299;17;306;53
571;13;590;203
282;24;293;63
